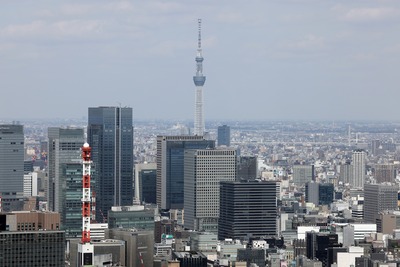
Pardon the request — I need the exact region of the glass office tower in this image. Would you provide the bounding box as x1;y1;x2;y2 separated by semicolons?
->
88;107;134;222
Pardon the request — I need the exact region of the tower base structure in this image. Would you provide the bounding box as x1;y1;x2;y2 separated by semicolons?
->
77;242;94;267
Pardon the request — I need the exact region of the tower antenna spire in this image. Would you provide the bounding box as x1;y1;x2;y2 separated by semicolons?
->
198;18;202;49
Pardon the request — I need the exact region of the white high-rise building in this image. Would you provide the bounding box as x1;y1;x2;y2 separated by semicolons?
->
184;148;237;233
351;150;366;188
23;172;38;197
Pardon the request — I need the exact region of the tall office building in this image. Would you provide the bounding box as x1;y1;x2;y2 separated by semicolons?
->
47;127;84;237
339;160;353;184
193;19;206;136
351;149;366;188
218;180;278;240
364;183;398;223
134;163;157;204
0;124;24;212
88;107;134;222
292;164;314;186
156;135;215;210
184;148;237;233
217;125;231;147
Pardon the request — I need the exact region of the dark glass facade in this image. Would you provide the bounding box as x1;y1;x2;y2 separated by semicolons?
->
139;169;156;204
237;156;258;181
319;183;334;206
217;125;230;146
0;231;65;267
88;107;134;222
156;136;215;210
218;181;278;240
63;163;83;237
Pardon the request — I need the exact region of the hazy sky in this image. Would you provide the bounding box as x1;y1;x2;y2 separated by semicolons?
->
1;0;400;121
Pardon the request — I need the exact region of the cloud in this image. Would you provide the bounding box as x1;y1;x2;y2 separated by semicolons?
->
343;7;400;22
0;19;105;40
285;34;326;50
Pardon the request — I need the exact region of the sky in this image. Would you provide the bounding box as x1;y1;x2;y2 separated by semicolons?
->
1;0;400;121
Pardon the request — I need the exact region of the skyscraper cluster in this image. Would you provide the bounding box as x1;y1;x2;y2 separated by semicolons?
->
3;18;400;267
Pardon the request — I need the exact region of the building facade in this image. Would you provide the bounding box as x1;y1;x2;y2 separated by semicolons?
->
0;124;24;212
134;163;157;204
351;150;366;188
88;106;134;222
374;164;396;184
156;135;215;210
218;181;278;240
237;156;258;181
292;165;314;186
0;230;65;267
108;205;155;231
184;148;237;233
47;127;84;236
364;183;398;223
217;125;231;147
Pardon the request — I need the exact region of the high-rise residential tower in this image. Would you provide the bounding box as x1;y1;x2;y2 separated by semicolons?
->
156;135;215;210
184;148;237;233
193;19;206;136
0;124;24;212
47;127;84;237
217;125;231;147
88;107;134;222
351;149;366;188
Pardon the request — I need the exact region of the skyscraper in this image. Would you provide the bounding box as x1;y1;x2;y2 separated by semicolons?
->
88;107;134;222
47;127;84;237
351;149;366;188
156;135;215;210
193;19;206;136
218;180;278;240
339;160;353;184
184;148;237;233
364;183;398;223
217;125;231;146
0;124;24;212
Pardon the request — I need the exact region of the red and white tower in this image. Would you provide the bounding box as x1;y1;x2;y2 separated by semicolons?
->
78;143;94;267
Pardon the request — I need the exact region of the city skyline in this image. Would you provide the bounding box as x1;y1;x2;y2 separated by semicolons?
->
1;1;400;122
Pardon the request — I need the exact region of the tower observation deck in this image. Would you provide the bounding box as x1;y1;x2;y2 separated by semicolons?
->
193;19;206;136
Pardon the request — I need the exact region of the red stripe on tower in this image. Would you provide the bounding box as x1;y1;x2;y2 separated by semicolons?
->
81;143;92;244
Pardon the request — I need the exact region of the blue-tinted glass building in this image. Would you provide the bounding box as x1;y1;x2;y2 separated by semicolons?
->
217;125;231;147
156;136;215;210
88;107;134;222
